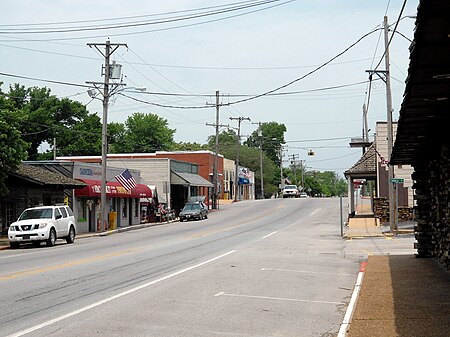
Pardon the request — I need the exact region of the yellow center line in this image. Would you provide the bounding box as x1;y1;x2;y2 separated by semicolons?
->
385;236;401;243
0;249;136;281
189;203;285;239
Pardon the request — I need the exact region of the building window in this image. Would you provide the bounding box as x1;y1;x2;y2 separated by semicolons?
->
6;203;14;227
122;198;128;218
134;198;139;217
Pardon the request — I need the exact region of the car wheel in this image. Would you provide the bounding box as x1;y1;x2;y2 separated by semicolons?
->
10;242;20;249
66;226;75;244
204;213;208;219
47;228;56;247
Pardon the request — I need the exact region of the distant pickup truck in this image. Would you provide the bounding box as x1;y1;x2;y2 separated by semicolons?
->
282;185;299;198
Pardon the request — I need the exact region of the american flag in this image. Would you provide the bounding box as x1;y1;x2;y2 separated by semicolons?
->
115;169;137;190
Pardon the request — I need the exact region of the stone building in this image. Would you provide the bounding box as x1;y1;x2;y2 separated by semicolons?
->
391;0;450;270
0;164;85;235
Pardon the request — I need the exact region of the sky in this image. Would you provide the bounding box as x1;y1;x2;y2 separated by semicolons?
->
0;0;420;176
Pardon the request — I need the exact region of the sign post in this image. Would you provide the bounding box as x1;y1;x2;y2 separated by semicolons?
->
389;178;404;235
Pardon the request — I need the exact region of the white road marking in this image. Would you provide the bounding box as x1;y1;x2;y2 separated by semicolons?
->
337;267;365;337
214;292;343;305
261;268;355;277
309;209;320;217
261;231;277;239
6;250;236;337
0;251;42;259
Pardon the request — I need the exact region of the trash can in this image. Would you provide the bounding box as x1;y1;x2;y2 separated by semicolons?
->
108;211;117;230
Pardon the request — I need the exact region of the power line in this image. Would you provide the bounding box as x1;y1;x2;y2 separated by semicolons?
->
0;0;283;34
0;71;92;89
0;0;275;28
373;0;408;71
225;27;383;106
0;0;293;42
286;136;352;143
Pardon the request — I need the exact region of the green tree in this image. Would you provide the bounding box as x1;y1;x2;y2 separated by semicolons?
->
110;112;175;153
7;84;100;159
107;122;126;153
207;129;279;198
0;88;29;196
171;141;208;151
207;129;238;149
245;121;286;166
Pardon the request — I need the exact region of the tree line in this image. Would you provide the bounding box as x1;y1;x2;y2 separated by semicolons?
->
0;83;347;197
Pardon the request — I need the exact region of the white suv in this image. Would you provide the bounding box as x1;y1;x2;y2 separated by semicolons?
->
282;185;300;198
8;205;77;248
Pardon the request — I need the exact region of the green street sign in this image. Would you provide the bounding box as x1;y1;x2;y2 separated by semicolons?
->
390;178;404;183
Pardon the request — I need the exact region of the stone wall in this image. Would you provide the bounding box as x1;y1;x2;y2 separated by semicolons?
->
413;145;450;271
373;197;415;225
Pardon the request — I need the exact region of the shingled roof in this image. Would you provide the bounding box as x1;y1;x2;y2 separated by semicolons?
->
10;164;86;188
344;144;377;178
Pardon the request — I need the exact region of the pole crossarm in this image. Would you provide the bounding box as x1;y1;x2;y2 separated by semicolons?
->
365;69;388;84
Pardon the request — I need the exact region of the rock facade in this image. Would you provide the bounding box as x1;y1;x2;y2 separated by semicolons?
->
413;145;450;271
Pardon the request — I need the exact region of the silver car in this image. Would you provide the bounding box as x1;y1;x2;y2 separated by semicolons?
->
179;202;208;222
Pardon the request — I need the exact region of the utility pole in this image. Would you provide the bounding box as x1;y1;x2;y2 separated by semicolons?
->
87;40;127;232
53;138;56;160
383;15;397;235
299;159;305;190
289;154;299;185
279;145;284;196
365;16;396;234
252;121;265;199
362;103;369;155
205;90;229;209
230;116;251;201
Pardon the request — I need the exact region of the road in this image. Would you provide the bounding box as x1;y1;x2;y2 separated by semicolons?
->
0;198;413;337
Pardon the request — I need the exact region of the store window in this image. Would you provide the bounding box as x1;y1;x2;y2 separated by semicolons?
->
122;198;128;218
134;198;139;217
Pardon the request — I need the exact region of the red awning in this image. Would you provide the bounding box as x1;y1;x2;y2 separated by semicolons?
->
75;179;152;198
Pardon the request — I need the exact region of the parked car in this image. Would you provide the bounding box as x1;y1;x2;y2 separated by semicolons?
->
179;201;208;221
282;185;300;198
299;192;308;198
8;205;77;248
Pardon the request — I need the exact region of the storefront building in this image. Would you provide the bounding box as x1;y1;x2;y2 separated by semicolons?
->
56;155;213;216
27;161;151;233
238;166;255;200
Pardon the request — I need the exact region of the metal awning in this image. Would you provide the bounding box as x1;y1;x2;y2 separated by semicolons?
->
171;171;213;187
391;0;450;165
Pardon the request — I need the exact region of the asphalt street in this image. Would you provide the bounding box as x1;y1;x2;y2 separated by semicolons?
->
0;198;415;337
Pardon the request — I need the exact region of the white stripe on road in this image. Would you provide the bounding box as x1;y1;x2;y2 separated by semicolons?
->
337;268;365;337
7;250;237;337
262;231;277;239
261;268;355;277
214;292;343;305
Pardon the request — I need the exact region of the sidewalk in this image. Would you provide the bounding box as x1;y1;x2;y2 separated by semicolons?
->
347;255;450;337
343;204;450;336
